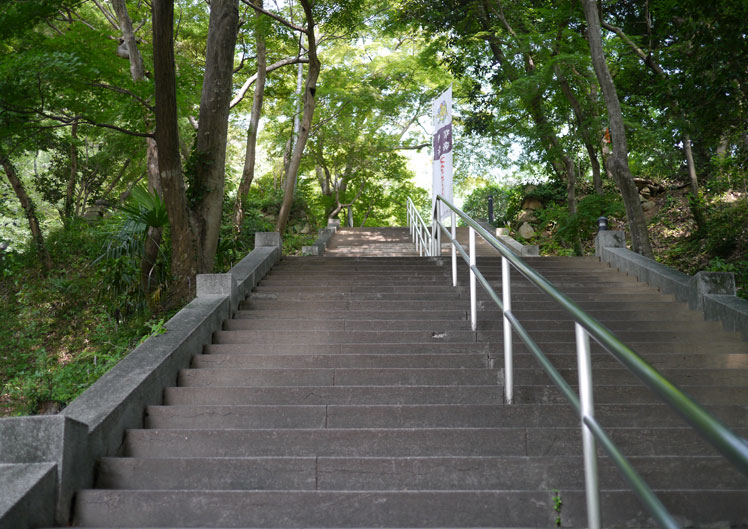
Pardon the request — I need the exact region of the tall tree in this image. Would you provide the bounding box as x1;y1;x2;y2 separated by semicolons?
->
152;0;197;300
190;0;240;273
233;0;268;233
275;0;320;235
580;0;653;257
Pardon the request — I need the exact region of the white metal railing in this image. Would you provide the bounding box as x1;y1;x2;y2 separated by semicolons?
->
412;194;748;529
406;197;436;256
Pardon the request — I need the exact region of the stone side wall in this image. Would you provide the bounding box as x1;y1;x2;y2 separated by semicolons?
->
595;231;748;339
0;234;282;529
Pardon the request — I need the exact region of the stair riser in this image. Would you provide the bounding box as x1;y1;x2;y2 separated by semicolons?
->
164;386;503;406
143;404;747;430
72;490;748;528
213;329;743;345
96;456;747;491
123;427;748;458
178;368;501;387
192;353;489;369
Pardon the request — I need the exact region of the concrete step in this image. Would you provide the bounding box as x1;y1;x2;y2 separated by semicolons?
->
221;317;724;334
142;403;748;430
72;489;748;527
96;455;747;491
238;299;692;312
192;353;489;369
212;328;744;346
122;427;748;458
512;384;748;405
233;308;706;322
203;340;745;355
254;283;655;294
511;367;748;387
164;385;503;406
178;368;502;387
247;291;667;304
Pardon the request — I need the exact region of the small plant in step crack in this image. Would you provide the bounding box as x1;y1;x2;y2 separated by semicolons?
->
552;489;563;527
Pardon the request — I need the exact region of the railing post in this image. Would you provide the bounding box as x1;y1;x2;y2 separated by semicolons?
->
469;226;477;331
502;256;513;404
417;222;422;256
435;219;440;257
575;322;602;529
451;210;457;287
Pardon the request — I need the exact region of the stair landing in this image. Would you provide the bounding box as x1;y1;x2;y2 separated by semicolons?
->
325;227;420;257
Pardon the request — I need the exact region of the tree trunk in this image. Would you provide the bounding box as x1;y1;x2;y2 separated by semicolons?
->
152;0;198;302
192;0;240;273
581;0;653;257
111;0;164;291
565;157;583;255
111;0;145;80
555;64;604;196
0;149;53;272
233;0;267;234
276;0;320;236
64;120;79;222
683;134;706;230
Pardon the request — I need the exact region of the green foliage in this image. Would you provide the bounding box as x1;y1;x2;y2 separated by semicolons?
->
0;219;175;416
462;184;523;226
535;193;624;251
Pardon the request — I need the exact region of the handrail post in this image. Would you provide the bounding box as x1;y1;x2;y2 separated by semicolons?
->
502;256;513;404
576;322;602;529
469;226;477;331
451;210;457;287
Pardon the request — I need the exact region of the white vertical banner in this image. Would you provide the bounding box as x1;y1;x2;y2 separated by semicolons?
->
432;86;453;221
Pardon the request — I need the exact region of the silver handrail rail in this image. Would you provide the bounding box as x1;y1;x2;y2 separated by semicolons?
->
428;193;748;529
406;197;435;256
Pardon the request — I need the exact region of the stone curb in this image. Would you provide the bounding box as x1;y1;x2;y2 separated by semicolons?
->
595;231;748;339
0;233;282;527
302;219;339;256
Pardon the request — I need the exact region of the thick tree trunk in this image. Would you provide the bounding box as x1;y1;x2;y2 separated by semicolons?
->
192;0;240;273
0;149;53;272
152;0;198;302
276;0;320;236
581;0;653;257
233;0;267;234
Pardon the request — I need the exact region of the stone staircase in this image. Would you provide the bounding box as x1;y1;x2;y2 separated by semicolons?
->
65;231;748;528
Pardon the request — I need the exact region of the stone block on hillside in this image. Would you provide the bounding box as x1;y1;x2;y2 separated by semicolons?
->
518;222;535;239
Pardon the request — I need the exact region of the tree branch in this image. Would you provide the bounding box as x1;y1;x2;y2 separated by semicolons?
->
89;82;155;112
92;0;121;29
601;21;664;76
239;0;307;33
230;56;309;108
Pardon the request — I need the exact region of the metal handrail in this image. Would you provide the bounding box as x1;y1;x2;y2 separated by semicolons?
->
426;193;748;529
406;197;435;256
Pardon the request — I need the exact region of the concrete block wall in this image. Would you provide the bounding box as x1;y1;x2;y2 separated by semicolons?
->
0;234;282;528
595;231;748;339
